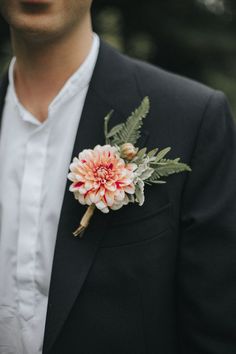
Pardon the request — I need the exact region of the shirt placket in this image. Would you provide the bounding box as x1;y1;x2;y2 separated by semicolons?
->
16;125;49;321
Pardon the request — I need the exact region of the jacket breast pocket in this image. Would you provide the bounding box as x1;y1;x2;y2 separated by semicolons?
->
101;202;171;248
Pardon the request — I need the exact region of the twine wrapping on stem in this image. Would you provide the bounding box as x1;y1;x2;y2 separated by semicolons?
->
73;204;96;238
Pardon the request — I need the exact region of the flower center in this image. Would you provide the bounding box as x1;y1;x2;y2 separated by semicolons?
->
97;166;108;178
94;164;114;183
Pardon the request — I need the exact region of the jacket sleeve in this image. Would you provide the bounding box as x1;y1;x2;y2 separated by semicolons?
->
178;91;236;353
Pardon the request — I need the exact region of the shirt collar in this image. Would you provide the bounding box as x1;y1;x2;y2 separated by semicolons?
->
8;33;100;125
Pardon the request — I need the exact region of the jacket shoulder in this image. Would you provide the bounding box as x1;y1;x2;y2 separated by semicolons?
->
121;53;215;107
107;47;228;164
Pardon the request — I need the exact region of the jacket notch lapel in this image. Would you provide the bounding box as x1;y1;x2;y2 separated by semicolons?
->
43;88;114;353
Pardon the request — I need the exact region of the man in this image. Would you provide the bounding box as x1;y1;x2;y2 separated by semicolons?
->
0;1;235;353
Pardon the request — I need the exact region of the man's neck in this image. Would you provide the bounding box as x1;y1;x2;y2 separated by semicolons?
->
11;18;93;123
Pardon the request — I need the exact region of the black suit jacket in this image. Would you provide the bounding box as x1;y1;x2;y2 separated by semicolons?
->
0;40;236;354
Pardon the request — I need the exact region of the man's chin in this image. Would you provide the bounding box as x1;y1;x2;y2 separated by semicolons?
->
11;19;64;45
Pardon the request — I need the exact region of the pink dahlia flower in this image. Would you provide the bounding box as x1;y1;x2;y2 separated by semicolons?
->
68;145;136;213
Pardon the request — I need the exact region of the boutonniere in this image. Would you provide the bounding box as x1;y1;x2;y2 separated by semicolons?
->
68;97;191;237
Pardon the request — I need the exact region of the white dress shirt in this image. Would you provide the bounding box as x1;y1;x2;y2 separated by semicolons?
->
0;34;99;354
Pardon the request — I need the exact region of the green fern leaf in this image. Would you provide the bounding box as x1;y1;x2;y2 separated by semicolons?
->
147;160;191;183
154;147;171;163
147;148;159;158
104;110;114;144
107;96;150;146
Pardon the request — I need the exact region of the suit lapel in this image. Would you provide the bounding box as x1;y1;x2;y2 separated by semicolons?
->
43;40;145;353
43;90;113;354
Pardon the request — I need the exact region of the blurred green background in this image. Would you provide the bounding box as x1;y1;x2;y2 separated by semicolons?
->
0;0;236;115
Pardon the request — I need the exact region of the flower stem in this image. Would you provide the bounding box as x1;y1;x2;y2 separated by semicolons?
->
73;204;96;238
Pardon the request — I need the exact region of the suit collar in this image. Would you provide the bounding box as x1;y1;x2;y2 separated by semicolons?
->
0;41;144;135
43;40;145;353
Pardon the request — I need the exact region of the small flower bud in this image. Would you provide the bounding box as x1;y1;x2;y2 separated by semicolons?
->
120;143;138;160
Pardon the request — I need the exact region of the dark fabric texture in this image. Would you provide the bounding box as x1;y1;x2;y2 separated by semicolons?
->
0;40;236;354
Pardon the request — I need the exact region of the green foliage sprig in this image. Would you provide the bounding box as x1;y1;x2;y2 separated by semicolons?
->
105;96;150;145
104;97;191;203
